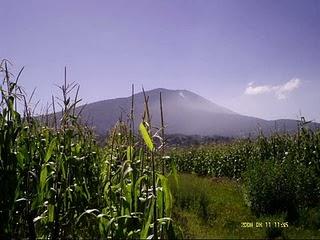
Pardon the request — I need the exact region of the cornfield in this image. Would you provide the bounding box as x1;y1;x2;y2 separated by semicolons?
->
170;126;320;180
0;61;177;239
1;60;319;237
169;121;320;218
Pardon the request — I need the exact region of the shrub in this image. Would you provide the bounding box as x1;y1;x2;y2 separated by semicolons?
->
244;160;298;220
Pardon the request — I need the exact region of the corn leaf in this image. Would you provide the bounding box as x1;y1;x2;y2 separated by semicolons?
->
139;122;154;151
45;137;56;162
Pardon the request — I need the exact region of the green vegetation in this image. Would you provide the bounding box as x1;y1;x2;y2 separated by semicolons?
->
0;61;175;238
170;173;320;239
169;126;320;238
1;60;319;239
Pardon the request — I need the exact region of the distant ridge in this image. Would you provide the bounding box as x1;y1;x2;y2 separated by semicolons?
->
53;88;319;137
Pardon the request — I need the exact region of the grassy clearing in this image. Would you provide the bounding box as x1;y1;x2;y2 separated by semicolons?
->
170;173;320;239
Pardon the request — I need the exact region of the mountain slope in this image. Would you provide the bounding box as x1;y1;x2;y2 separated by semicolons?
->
71;88;317;137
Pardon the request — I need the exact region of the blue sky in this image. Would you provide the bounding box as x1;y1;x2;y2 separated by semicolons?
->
1;0;319;121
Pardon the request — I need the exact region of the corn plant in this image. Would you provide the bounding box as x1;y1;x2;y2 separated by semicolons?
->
96;87;175;239
0;61;177;239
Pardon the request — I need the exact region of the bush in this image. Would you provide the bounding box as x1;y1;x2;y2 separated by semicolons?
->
298;206;320;230
244;158;320;223
244;160;298;220
295;165;320;208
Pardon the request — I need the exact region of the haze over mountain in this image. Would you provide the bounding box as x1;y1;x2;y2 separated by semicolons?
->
69;88;318;138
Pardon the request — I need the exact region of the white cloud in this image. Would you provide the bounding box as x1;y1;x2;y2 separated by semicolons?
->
244;78;301;100
179;92;185;98
245;83;272;95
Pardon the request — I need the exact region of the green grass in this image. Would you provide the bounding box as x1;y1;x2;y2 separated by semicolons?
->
170;173;320;239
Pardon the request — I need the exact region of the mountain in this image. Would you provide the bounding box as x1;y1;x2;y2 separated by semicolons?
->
64;88;318;137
